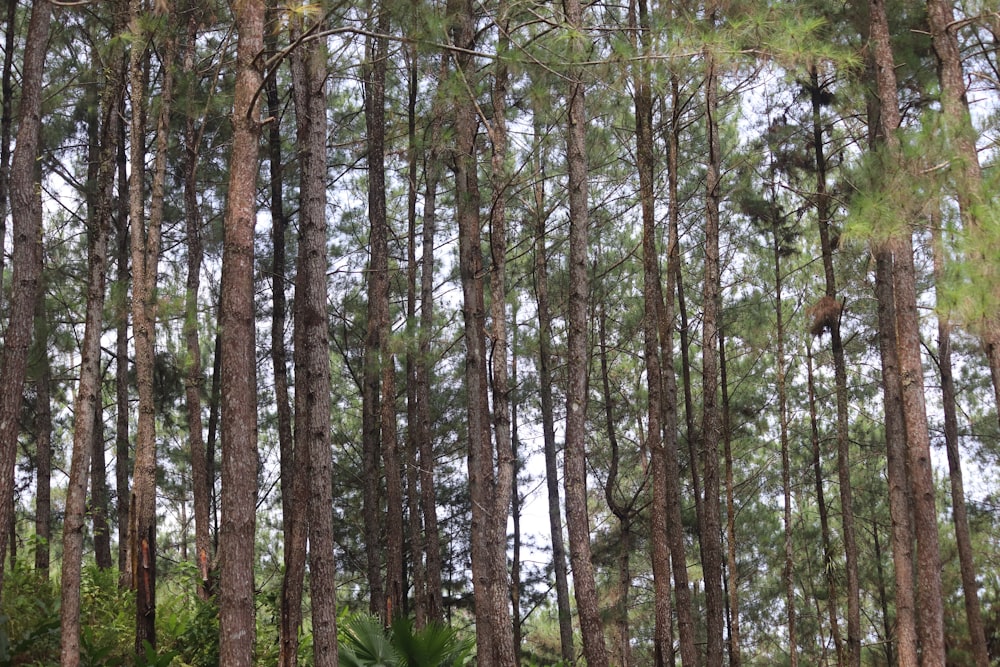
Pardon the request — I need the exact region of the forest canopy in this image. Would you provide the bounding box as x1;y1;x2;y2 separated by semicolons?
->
0;0;998;665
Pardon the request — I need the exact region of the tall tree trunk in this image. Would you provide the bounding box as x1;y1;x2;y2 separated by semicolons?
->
447;0;516;657
92;399;114;571
32;286;52;577
632;6;679;662
719;323;740;667
562;0;607;664
874;239;917;667
809;59;862;667
772;214;797;667
403;27;426;628
290;13;338;663
59;4;124;656
665;72;698;667
487;2;516;660
416;59;445;625
600;303;636;667
115;104;131;585
0;0;51;596
218;0;264;662
128;4;176;648
932;223;989;667
867;1;946;662
383;354;405;620
510;323;522;665
531;111;574;664
805;345;844;665
270;5;302;663
807;67;845;666
701;34;726;667
361;0;389;618
0;0;16;306
181;6;212;600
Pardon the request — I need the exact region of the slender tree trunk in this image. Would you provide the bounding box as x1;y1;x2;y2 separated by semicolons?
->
115;103;131;585
632;7;679;662
92;399;114;570
404;29;426;628
874;244;917;667
805;345;844;665
207;330;221;552
0;0;16;307
59;5;123;657
361;0;389;618
0;0;51;596
128;5;176;649
809;60;862;667
719;324;741;667
932;224;989;667
868;2;946;662
601;303;635;667
289;13;338;663
772;215;797;667
181;8;212;600
562;0;607;664
383;354;405;620
270;6;301;663
665;72;698;667
510;323;522;665
218;0;264;662
445;0;516;659
416;61;445;625
863;515;891;665
701;35;726;667
32;286;52;577
531;111;574;664
487;3;517;660
807;67;845;666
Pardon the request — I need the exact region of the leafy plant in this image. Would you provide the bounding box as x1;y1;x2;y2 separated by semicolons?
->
338;614;472;667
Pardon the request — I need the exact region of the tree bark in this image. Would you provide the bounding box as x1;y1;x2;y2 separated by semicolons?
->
447;0;516;657
701;34;726;667
269;5;302;663
289;12;338;663
562;0;608;664
600;303;637;667
128;3;176;648
59;4;124;657
383;354;406;620
772;211;797;667
0;0;51;596
92;399;114;571
361;0;389;618
416;57;446;625
32;286;52;577
932;223;989;667
0;0;16;306
115;100;131;585
218;0;264;663
403;26;425;628
531;110;574;664
487;2;517;660
664;72;699;667
719;324;740;667
868;1;946;662
181;6;212;600
807;67;845;666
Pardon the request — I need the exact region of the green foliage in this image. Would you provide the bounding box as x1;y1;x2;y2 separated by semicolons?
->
156;562;220;667
338;614;472;667
0;563;59;666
